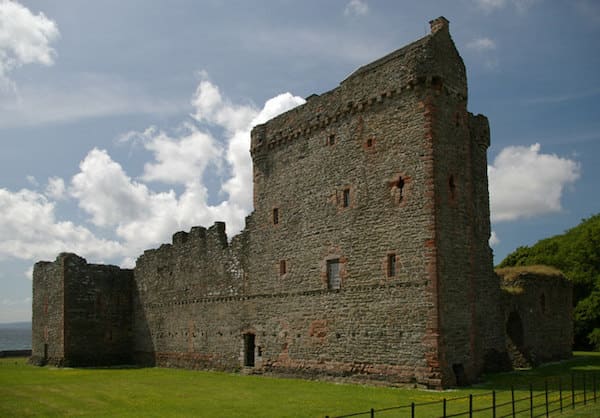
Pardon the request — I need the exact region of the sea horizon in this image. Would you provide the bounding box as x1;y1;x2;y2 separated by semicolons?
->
0;322;31;351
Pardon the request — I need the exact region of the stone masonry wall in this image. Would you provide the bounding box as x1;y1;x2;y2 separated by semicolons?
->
132;223;246;366
245;284;435;384
31;256;65;365
31;253;133;366
468;115;508;373
243;18;486;386
499;270;573;366
422;26;507;383
419;24;476;386
62;254;133;366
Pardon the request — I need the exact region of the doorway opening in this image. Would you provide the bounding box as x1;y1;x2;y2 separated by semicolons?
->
452;363;468;386
243;333;255;367
506;311;524;348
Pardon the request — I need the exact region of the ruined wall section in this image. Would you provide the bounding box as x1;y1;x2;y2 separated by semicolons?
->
468;115;508;372
499;269;573;366
132;223;247;368
31;256;65;365
62;254;133;366
31;253;133;366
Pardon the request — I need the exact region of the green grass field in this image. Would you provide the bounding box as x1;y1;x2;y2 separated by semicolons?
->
2;353;600;417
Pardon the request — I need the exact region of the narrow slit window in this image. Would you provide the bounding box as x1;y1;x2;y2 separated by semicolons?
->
327;134;336;146
387;254;396;277
449;175;456;200
396;177;405;201
273;208;279;225
279;260;287;276
342;188;350;208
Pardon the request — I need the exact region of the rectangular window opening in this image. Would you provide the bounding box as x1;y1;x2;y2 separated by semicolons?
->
328;134;336;146
387;254;396;277
327;259;341;290
273;208;279;225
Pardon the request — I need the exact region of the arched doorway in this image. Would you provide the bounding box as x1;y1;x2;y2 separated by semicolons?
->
506;310;530;368
506;311;524;348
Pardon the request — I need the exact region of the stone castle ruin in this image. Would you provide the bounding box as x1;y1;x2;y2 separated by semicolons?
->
31;18;572;387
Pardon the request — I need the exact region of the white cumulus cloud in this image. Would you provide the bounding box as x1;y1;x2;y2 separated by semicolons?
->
45;176;66;200
140;124;222;185
222;92;306;210
71;149;157;228
344;0;369;17
474;0;506;12
467;37;497;52
489;231;500;247
473;0;540;14
0;187;123;262
0;0;59;89
0;77;305;270
191;77;257;134
488;143;580;222
71;78;305;257
25;175;38;187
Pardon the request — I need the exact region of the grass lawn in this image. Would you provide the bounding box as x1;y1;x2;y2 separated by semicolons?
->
1;352;600;417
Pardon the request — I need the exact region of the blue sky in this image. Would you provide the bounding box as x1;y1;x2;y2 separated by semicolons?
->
1;0;598;322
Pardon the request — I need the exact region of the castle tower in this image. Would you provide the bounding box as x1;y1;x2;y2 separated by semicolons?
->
247;16;503;386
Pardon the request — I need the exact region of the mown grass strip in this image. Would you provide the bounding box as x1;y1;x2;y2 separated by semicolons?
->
1;352;600;417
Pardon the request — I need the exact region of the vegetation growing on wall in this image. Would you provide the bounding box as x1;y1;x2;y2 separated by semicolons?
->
498;214;600;350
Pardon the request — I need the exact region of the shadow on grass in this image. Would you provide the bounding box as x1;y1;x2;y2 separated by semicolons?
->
475;352;600;391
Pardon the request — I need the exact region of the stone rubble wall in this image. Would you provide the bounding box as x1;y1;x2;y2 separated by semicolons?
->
132;222;247;365
500;271;573;366
31;253;133;366
31;257;65;365
62;254;133;366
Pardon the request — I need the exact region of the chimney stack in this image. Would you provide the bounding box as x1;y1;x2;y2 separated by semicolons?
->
429;16;449;35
